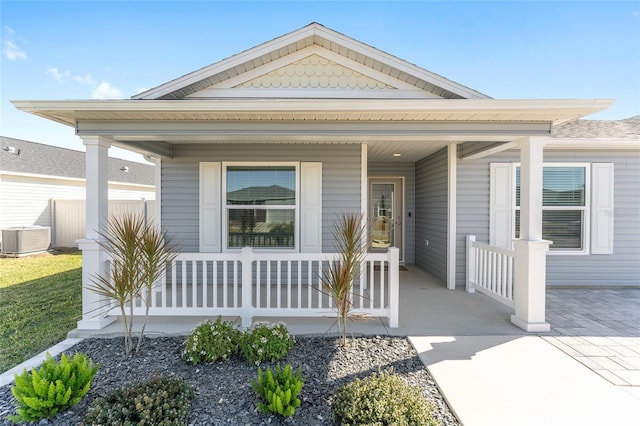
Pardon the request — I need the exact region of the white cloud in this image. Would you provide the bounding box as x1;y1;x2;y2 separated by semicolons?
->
92;81;123;99
4;39;26;60
46;67;70;82
73;73;96;84
136;87;149;94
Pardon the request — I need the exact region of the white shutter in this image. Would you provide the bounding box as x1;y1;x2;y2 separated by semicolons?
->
490;163;514;248
591;163;614;254
300;162;322;253
199;162;221;252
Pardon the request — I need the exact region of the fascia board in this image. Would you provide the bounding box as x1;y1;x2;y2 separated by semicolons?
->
311;25;491;99
538;136;640;149
133;25;321;100
12;98;616;114
0;170;155;188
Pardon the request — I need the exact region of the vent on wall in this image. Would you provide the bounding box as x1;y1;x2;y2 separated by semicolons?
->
1;227;51;255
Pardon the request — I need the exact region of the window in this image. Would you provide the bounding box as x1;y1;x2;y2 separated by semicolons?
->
490;162;613;255
515;165;588;251
225;165;296;249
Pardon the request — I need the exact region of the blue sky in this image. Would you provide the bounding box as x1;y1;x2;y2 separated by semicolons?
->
1;1;639;162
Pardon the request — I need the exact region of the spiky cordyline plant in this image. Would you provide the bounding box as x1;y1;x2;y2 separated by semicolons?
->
319;212;370;346
87;213;177;354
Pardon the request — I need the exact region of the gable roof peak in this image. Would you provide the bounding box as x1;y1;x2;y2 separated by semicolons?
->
133;23;489;101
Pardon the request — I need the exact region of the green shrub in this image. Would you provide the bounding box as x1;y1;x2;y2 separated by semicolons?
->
240;321;294;365
83;375;195;426
9;352;98;423
182;317;242;364
333;369;439;426
251;364;304;418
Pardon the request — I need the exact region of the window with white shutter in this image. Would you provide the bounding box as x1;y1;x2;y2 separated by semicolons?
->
490;162;613;255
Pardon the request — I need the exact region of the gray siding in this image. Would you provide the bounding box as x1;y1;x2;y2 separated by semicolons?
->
456;149;640;287
161;144;361;252
415;148;448;283
369;162;415;265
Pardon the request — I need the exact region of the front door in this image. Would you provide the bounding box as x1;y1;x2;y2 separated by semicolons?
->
369;178;403;261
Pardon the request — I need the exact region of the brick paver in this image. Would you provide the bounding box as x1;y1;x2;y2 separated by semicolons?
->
544;288;640;398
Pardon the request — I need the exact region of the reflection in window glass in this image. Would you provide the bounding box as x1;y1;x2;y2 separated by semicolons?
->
515;210;583;249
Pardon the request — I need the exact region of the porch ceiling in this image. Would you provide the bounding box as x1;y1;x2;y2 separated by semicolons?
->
12;98;614;162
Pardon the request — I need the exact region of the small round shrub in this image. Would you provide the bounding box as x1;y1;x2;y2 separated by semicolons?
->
182;317;242;364
240;321;295;365
83;375;195;426
9;352;98;423
333;369;438;426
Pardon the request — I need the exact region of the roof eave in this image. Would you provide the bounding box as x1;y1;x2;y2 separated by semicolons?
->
12;98;616;127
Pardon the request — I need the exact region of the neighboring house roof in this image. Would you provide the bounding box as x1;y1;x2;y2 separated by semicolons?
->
133;22;491;101
552;115;640;139
0;136;155;186
227;185;295;204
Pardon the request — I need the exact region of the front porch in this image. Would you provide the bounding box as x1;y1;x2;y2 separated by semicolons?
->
70;265;522;338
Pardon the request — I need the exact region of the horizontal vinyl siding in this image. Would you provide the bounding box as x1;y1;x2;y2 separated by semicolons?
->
0;175;154;237
415;148;448;283
368;162;415;264
455;149;640;287
161;144;361;252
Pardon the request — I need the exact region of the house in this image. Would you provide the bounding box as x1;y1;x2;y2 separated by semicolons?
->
12;23;639;333
0;136;155;249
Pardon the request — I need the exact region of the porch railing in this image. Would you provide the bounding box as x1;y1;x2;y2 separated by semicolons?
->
466;235;515;309
107;247;400;328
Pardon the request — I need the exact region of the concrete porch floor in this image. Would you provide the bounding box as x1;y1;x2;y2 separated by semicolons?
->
69;266;522;338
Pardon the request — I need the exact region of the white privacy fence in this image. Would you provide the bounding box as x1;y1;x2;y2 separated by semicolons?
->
107;247;400;328
466;235;515;309
52;199;155;247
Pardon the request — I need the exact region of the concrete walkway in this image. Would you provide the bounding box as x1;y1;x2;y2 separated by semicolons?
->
410;335;640;425
409;285;640;425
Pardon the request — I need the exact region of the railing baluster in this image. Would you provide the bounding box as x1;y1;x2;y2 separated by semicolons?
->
213;261;218;308
171;260;177;308
297;260;302;309
277;261;282;309
380;261;386;310
181;261;187;308
223;261;228;309
287;260;292;309
233;260;238;308
307;260;312;309
191;260;197;308
203;260;208;308
266;261;272;309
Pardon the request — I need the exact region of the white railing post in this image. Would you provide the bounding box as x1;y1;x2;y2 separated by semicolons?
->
511;239;551;332
241;247;254;328
466;235;476;293
388;247;400;328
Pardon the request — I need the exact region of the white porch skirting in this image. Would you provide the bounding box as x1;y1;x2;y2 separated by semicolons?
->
98;247;400;328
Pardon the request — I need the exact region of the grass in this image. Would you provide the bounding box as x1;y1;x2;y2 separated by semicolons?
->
0;251;82;373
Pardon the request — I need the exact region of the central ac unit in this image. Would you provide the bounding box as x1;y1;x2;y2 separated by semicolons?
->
1;226;51;255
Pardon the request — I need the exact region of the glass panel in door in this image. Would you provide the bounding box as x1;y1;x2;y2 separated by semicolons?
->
371;183;394;248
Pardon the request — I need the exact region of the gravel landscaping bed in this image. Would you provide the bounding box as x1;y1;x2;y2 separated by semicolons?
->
0;335;460;425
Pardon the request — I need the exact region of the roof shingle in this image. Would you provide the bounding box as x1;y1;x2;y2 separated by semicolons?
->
0;136;154;186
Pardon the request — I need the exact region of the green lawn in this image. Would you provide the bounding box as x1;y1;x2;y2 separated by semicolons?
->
0;252;82;373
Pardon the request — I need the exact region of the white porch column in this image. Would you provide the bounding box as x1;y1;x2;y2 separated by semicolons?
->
511;137;551;332
77;136;116;330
